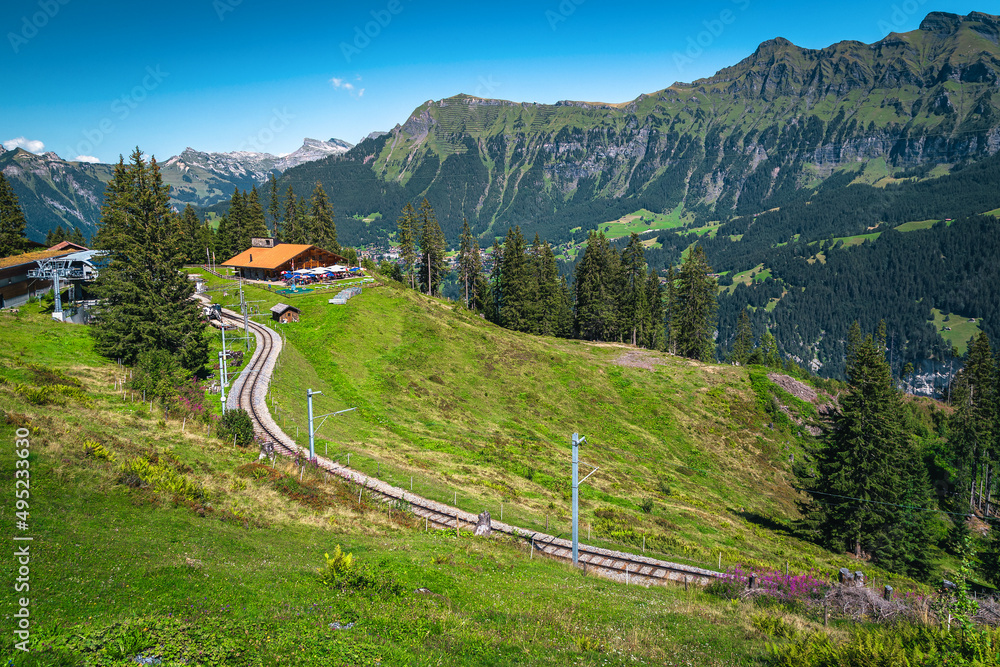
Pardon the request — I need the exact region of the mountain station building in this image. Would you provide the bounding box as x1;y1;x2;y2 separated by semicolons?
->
221;239;347;281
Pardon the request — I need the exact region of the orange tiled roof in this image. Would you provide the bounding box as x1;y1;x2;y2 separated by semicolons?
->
220;244;315;270
221;244;345;270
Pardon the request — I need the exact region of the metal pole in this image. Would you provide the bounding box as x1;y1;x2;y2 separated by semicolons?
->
307;389;322;459
572;432;579;566
218;351;227;413
53;271;63;316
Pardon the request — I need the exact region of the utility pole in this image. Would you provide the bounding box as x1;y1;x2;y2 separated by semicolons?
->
571;432;599;566
307;389;322;459
218;351;227;414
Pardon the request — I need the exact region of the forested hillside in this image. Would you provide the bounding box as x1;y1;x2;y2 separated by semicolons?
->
280;11;1000;247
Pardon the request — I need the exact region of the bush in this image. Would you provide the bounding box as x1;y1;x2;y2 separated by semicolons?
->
219;409;254;447
379;261;404;283
318;549;405;597
130;349;190;402
317;545;354;584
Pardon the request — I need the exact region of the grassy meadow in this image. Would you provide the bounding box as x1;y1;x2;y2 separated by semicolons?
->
0;283;946;665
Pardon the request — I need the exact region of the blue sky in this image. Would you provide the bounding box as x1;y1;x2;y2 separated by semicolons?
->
0;0;985;163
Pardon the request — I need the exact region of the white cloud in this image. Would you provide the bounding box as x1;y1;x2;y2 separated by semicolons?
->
74;155;100;163
3;137;45;153
329;76;364;98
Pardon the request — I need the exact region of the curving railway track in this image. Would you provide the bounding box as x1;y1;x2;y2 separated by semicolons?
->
214;304;722;588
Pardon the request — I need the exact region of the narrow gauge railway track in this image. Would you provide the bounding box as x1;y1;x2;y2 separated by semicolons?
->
218;307;721;587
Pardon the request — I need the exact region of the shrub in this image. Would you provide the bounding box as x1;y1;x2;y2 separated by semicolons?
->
218;409;254;447
130;349;190;402
317;545;354;584
318;549;405;597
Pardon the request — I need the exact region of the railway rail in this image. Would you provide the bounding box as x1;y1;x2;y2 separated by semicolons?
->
214;303;722;587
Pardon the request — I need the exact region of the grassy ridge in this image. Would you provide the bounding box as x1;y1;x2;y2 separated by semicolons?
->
0;303;778;666
192;272;917;584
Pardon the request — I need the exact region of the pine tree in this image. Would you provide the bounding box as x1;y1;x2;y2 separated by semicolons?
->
457;218;483;310
90;149;208;372
309;182;338;253
497;226;530;331
281;186;298;243
760;329;781;367
807;321;934;575
68;225;86;247
949;333;997;514
416;199;445;296
730;309;754;364
574;231;616;341
622;233;650;347
245;186;269;242
670;245;717;361
644;269;665;350
0;172;27;257
397;203;417;290
178;205;202;264
267;173;281;239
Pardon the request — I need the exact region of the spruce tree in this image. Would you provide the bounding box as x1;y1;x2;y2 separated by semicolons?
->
68;226;86;247
644;269;665;350
949;333;997;513
227;188;246;255
397;203;417;290
267;173;281;238
309;182;338;253
760;329;781;367
536;239;564;337
497;226;530;331
622;233;650;347
0;172;28;256
730;309;754;364
416;199;445;296
807;321;934;575
245;186;269;242
670;245;717;361
458;218;483;310
281;186;298;243
179;205;202;264
574;231;616;341
91;149;208;372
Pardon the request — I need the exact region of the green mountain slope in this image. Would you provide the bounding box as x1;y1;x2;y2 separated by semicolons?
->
282;11;1000;246
194;273;875;577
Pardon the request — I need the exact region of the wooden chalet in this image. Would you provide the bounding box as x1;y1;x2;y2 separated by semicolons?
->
221;243;347;281
270;303;300;323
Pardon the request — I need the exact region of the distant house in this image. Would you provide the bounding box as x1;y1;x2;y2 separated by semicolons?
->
270;303;300;323
221;242;347;281
47;240;89;253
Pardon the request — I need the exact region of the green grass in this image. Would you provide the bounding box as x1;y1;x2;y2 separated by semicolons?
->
194;276;917;582
894;219;941;232
929;308;982;356
0;304;783;666
0;296;948;665
595;205;692;241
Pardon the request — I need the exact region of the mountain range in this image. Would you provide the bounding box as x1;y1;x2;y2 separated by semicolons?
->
0;137;352;241
276;10;1000;247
